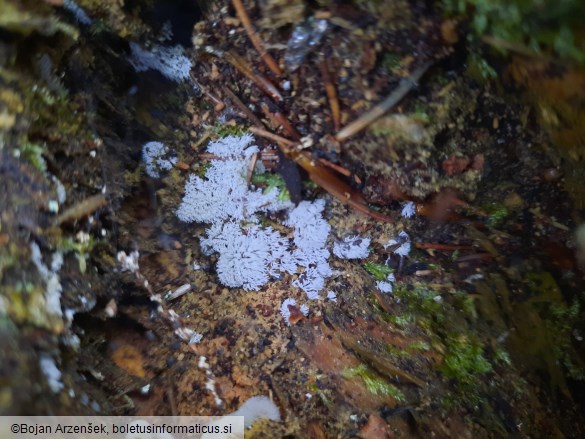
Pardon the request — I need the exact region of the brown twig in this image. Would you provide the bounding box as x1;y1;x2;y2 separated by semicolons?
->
53;193;107;225
249;126;297;149
319;58;341;131
318;158;352;177
223;50;283;101
259;148;279;161
294;152;392;223
251;126;392;222
222;86;264;127
246;152;258;185
190;71;225;112
273;111;302;140
335;61;433;142
231;0;283;76
192;131;213;150
259;103;302;140
455;253;494;263
166;386;178;417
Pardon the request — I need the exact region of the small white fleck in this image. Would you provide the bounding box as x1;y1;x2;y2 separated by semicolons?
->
39;354;64;393
140;384;151;395
280;298;297;326
64;308;75;322
104;299;117;318
376;281;393;294
401;201;416;218
189;331;203;345
51;175;67;203
76;231;90;244
198;356;209;369
166;283;192;300
117;250;140;273
48;200;59;213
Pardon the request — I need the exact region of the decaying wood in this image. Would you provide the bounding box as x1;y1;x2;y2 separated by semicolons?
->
339;330;426;387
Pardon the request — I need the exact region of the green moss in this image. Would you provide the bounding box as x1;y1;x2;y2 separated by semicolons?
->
251;173;291;201
307;381;333;406
212;122;247;138
28;85;87;142
343;364;405;402
408;340;431;351
466;53;497;81
386;340;431;358
441;335;492;388
525;271;562;301
15;142;47;172
0;248;17;283
546;300;585;381
382;52;402;71
0;0;79;39
59;234;96;273
387;313;413;328
412;103;431;124
443;0;585;65
364;262;394;281
394;286;444;323
4;280;62;330
195;161;211;178
88;19;109;36
453;292;478;319
303;180;318;191
482;202;509;227
493;348;512;366
385;345;410;358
